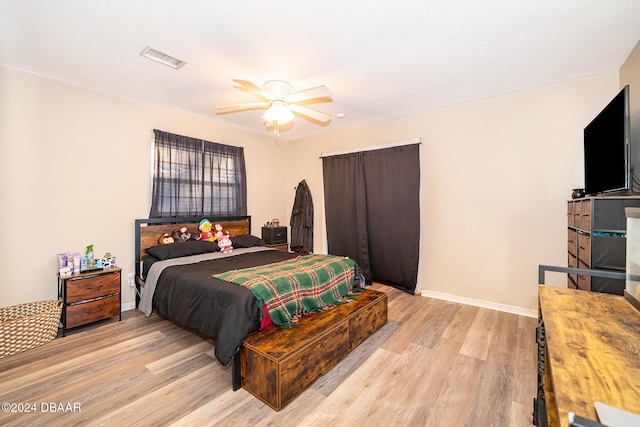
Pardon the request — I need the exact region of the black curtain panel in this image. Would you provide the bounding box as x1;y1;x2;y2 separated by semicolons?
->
322;154;371;279
322;144;420;293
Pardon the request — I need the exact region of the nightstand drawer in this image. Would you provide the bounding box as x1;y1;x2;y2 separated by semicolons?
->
66;272;120;303
66;294;121;328
262;226;287;244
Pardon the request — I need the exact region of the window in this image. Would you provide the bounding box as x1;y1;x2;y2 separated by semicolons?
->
149;129;247;218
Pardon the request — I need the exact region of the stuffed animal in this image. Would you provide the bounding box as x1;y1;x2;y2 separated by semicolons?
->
158;233;175;244
172;226;193;242
217;234;233;253
214;223;225;239
199;219;215;241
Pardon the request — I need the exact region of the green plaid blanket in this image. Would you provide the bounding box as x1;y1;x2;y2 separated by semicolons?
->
214;254;359;327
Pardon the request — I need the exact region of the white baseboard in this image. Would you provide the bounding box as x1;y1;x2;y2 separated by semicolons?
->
122;301;136;312
420;290;537;318
121;292;536;317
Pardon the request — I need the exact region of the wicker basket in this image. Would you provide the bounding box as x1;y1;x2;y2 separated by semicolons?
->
0;300;62;358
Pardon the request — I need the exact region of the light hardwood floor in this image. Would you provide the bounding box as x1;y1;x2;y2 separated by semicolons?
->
0;284;538;426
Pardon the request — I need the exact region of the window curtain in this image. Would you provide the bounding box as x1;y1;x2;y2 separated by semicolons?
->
322;144;420;293
149;129;247;218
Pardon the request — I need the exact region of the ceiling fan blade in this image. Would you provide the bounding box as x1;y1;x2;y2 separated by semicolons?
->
215;101;270;112
289;104;331;123
232;79;273;101
286;85;332;103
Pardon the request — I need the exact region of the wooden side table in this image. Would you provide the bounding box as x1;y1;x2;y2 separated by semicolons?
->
58;267;122;336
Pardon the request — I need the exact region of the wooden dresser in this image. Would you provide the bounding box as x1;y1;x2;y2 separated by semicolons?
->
537;285;640;426
566;196;640;294
58;267;122;335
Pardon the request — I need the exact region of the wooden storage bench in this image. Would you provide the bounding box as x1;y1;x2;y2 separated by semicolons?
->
240;288;387;411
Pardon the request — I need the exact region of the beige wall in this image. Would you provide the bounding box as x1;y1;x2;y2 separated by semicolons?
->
0;65;289;308
620;39;640;148
288;72;620;310
620;39;640;301
0;61;630;313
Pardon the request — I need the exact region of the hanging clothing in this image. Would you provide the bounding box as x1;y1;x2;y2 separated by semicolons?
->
290;179;314;253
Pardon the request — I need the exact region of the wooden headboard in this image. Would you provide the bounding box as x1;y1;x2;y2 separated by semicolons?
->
133;216;250;306
134;215;251;264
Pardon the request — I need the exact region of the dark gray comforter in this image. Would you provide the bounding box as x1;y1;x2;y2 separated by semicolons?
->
151;249;297;365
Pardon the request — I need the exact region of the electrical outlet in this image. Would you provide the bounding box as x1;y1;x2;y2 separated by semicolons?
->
128;273;135;287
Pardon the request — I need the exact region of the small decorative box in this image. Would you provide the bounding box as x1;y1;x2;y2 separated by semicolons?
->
99;257;116;268
58;266;72;277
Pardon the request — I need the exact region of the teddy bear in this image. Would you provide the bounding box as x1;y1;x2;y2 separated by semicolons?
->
214;223;225;239
199;219;216;241
157;233;175;245
172;226;194;242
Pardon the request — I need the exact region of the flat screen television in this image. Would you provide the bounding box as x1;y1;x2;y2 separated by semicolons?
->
584;85;633;195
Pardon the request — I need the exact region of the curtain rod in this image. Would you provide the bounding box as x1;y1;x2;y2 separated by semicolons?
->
319;137;422;159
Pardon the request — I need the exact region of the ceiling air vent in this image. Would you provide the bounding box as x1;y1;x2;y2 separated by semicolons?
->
140;46;187;70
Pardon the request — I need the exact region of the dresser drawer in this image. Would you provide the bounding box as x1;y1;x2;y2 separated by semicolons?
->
567;229;577;256
577;259;591;291
577;274;591;291
567;201;574;227
577;232;591;266
580;200;591;230
66;294;121;328
66;271;120;303
568;253;577;285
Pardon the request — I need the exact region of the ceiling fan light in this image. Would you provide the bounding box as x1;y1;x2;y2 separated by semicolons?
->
263;101;294;124
264;80;292;99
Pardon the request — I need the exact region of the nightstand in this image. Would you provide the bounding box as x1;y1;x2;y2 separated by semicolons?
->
262;226;287;245
58;267;121;336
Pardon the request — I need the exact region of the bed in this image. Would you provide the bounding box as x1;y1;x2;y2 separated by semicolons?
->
134;216;387;409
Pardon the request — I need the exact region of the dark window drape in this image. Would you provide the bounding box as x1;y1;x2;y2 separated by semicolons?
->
322;144;420;293
149;129;247;218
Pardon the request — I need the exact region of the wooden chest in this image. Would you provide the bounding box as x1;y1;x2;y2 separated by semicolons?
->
240;288;387;411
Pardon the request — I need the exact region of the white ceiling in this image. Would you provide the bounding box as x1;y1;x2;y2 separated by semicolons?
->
2;1;640;141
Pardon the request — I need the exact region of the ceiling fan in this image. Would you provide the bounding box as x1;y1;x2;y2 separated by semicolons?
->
215;79;333;135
